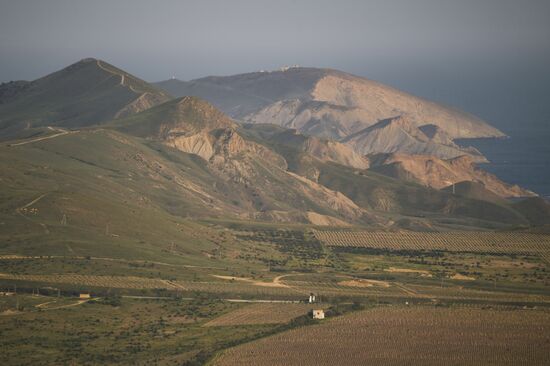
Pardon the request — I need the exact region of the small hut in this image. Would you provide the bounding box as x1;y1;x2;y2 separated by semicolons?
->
312;309;325;319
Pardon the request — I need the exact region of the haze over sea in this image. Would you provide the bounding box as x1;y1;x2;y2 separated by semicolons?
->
387;68;550;200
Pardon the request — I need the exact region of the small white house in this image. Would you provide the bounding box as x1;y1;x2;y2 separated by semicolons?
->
308;294;316;303
312;309;325;320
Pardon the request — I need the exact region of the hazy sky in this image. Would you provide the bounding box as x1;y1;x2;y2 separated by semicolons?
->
1;0;549;132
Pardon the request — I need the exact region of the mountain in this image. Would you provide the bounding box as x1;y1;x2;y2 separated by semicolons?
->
369;153;535;198
342;116;487;162
441;181;507;204
2;59;543;232
111;96;367;225
155;67;504;141
0;58;171;140
512;197;550;226
240;124;369;170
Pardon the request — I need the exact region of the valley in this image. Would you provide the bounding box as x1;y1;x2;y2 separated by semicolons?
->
1;58;549;365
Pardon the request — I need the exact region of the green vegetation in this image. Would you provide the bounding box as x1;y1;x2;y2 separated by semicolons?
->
1;58;549;365
0;58;170;139
0;295;275;365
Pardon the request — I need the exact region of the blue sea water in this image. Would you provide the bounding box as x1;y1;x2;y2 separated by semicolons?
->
457;131;550;199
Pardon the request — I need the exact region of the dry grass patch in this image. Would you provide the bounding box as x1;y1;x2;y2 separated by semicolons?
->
211;275;288;288
338;279;390;288
450;273;476;281
384;267;432;277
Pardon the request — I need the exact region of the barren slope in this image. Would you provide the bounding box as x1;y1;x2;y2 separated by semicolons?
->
343;116;487;162
156;68;503;141
112;97;367;225
369;153;536;198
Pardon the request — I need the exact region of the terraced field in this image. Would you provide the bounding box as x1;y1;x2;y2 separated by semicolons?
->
214;306;550;366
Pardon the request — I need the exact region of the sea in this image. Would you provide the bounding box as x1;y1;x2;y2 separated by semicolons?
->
457;130;550;199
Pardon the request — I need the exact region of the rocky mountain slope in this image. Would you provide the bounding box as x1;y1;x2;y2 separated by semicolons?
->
239;124;369;170
369;153;535;198
342;116;487;162
1;58;543;232
111;96;368;225
156;67;504;162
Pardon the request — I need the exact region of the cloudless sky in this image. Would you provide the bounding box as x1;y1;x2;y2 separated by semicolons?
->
1;0;549;132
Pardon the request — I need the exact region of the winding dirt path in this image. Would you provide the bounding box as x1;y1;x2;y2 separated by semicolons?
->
14;193;50;234
96;59;141;93
10;127;72;146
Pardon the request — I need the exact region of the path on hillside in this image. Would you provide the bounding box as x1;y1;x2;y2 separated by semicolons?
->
14;193;50;234
97;59;125;86
17;193;48;211
42;299;91;310
10;127;73;146
96;59;141;93
34;298;92;311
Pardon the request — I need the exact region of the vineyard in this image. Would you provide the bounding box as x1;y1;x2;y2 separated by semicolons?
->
313;231;550;257
215;306;550;366
204;303;319;326
0;273;180;290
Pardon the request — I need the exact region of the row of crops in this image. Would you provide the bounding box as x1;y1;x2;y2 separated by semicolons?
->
215;307;550;366
313;230;550;255
0;273;178;289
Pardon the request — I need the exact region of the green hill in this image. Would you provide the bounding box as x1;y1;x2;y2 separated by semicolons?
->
0;58;171;140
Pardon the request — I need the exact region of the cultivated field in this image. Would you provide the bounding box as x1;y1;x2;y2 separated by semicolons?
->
214;306;550;366
204;303;319;326
0;273;180;290
314;231;550;257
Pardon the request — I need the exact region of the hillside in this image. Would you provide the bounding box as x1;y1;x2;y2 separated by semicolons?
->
110;97;369;226
368;153;535;199
0;59;542;232
237;126;534;228
0;58;171;140
512;197;550;226
342;116;487;162
240;124;369;170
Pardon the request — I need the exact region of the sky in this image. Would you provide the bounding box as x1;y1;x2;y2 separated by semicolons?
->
1;0;549;133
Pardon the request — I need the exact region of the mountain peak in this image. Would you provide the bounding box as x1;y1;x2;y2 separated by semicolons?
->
78;57;99;63
0;58;171;136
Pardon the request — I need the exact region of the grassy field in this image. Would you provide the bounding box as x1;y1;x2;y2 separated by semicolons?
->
0;294;289;365
2;228;549;304
2;224;550;364
214;306;550;366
